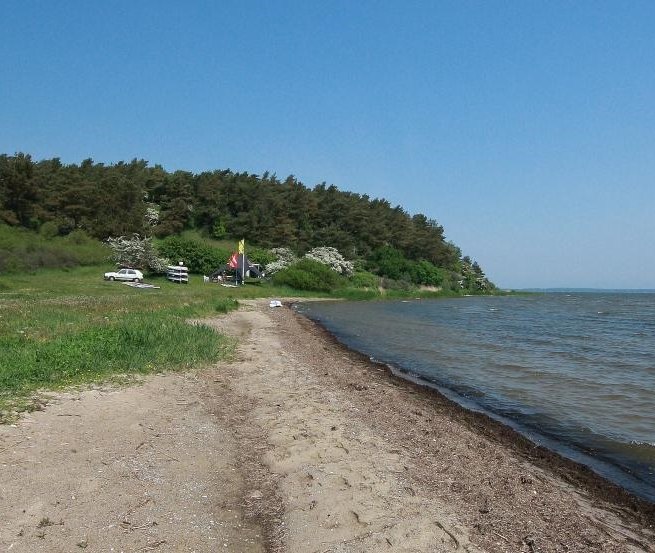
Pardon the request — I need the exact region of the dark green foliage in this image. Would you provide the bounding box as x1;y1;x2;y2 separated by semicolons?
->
273;259;345;292
214;298;239;313
39;221;59;239
410;260;446;287
0;152;494;289
368;246;448;287
246;246;276;267
149;169;194;237
0;153;38;227
157;236;229;274
367;246;411;281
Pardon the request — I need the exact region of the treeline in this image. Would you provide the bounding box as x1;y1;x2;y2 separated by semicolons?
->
0;153;493;290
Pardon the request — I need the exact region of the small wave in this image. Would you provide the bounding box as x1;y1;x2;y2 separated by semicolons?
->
630;440;655;448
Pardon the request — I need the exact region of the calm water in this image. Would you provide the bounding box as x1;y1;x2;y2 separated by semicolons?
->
296;293;655;502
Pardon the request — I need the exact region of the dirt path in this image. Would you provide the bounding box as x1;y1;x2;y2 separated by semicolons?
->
0;374;264;552
1;300;654;552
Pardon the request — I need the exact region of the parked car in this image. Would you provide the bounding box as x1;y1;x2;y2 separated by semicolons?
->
104;268;144;282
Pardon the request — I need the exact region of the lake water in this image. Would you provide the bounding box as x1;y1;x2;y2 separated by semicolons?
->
296;293;655;502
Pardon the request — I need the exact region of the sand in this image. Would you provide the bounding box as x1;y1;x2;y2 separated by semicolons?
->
1;299;654;552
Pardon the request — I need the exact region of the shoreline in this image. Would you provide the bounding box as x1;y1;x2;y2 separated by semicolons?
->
2;299;654;552
290;302;655;525
393;367;655;506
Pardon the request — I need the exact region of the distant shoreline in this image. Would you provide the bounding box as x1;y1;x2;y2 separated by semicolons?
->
517;288;655;293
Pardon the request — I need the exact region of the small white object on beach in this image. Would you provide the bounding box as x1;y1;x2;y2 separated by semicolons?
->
269;300;283;308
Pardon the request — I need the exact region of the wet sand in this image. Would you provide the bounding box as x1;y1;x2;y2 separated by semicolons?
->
1;299;654;552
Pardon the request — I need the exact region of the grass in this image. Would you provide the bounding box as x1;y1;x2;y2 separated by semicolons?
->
0;224;109;273
0;266;262;418
1;315;230;392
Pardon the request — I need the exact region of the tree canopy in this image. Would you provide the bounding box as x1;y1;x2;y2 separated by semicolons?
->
0;153;494;290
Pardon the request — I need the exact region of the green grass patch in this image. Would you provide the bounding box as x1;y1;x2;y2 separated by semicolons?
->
1;316;233;395
334;288;381;301
0;266;256;418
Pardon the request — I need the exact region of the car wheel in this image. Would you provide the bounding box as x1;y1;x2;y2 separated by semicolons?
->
109;276;115;281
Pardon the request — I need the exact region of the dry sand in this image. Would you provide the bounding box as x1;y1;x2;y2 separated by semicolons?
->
1;299;654;552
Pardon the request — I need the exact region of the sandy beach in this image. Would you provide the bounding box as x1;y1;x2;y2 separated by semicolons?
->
1;299;654;552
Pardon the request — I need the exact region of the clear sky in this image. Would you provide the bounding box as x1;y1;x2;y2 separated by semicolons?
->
1;1;653;289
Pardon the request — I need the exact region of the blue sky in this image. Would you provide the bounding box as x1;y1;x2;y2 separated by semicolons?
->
1;1;654;288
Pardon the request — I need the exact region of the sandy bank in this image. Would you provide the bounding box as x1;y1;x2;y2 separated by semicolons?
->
1;300;653;552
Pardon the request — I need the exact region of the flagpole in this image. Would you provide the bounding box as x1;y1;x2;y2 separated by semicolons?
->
238;239;245;285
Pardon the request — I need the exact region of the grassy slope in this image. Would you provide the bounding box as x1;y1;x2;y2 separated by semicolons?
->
0;224;109;273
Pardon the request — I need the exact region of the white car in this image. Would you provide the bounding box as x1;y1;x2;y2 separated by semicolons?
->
104;268;144;282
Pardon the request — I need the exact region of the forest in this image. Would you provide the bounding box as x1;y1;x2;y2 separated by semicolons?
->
0;153;493;292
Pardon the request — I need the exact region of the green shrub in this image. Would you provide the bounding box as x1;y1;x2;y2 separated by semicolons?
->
65;229;93;245
157;236;229;274
367;246;411;281
247;246;276;267
273;258;344;292
367;246;449;287
214;298;239;313
410;260;445;286
349;271;379;289
39;221;59;239
211;219;227;239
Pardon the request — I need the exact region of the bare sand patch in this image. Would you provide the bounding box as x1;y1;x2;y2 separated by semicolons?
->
0;374;263;552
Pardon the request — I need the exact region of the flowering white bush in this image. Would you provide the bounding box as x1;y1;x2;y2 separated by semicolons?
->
106;234;169;273
144;205;160;227
265;247;297;275
270;247;296;264
304;247;354;276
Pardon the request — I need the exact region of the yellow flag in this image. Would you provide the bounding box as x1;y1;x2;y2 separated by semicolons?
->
238;239;245;254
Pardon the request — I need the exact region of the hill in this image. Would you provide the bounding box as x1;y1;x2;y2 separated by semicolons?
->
0;153;493;292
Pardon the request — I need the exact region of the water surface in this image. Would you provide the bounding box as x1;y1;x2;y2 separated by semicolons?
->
297;293;655;502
